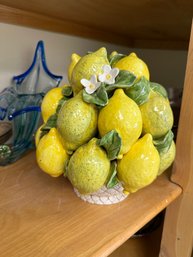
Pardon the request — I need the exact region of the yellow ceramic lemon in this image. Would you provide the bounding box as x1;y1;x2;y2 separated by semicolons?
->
67;138;110;194
71;47;109;95
36;128;69;177
158;140;176;175
140;91;174;138
68;53;81;83
113;52;150;80
41;86;66;122
98;89;142;158
117;133;160;193
57;91;98;153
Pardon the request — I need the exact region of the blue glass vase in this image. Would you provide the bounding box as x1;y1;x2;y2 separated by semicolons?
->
0;41;63;165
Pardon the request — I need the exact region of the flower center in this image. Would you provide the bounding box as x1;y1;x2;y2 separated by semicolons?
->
89;83;95;90
106;74;112;80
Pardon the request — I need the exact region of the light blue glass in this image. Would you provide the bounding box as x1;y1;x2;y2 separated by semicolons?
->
0;41;63;165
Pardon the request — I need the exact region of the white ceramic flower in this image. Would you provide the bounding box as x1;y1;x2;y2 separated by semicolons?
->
81;75;101;94
98;65;119;84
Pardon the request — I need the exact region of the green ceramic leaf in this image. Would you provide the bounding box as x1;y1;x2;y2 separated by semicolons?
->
125;76;150;105
39;130;48;139
98;130;122;160
105;70;136;93
56;86;73;113
114;70;136;86
153;130;174;154
42;113;58;130
63;159;70;177
150;82;168;98
62;86;73;97
56;97;68;114
109;53;126;67
82;84;108;107
106;161;119;189
40;113;58;138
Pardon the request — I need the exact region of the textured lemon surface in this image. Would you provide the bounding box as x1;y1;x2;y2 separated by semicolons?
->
57;91;98;152
117;134;160;193
98;89;142;158
36;128;69;177
158;140;176;175
113;52;150;80
140;92;174;138
68;53;81;83
71;47;109;95
67;138;110;194
41;86;65;122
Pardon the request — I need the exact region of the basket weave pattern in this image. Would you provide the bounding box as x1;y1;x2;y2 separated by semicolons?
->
74;183;128;205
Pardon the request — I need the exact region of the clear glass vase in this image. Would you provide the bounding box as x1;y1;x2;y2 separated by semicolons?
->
0;41;63;165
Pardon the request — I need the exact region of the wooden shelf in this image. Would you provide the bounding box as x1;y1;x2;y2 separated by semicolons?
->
0;151;181;257
0;0;192;50
109;223;163;257
0;7;192;255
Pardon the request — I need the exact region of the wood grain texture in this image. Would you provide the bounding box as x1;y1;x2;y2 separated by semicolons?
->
0;151;181;257
110;223;163;257
159;21;193;257
0;0;191;50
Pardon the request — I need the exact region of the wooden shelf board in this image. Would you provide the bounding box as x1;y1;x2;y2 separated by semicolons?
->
0;151;182;257
0;2;191;50
109;223;163;257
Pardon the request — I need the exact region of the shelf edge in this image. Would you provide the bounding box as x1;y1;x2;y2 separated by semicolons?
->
0;4;188;50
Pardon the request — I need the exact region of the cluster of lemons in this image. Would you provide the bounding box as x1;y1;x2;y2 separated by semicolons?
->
35;48;175;195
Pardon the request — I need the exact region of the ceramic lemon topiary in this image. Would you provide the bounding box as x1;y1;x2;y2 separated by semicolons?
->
35;48;176;205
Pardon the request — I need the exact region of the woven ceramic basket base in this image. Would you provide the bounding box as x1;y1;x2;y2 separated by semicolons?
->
74;183;128;205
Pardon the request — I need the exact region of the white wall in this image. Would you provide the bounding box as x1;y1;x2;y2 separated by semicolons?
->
0;23;188;93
